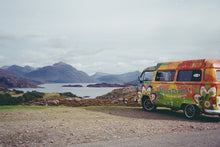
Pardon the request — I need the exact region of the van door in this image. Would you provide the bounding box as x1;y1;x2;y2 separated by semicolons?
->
176;69;202;107
153;70;176;107
137;70;155;103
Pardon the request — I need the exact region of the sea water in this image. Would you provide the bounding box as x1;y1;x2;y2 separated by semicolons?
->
12;83;120;98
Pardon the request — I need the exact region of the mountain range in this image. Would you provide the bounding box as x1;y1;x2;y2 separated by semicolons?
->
0;69;39;88
91;71;140;84
24;62;97;83
0;62;140;88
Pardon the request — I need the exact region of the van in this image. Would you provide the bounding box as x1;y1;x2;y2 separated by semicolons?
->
137;59;220;119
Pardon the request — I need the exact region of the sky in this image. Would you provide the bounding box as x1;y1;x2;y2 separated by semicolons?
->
0;0;220;75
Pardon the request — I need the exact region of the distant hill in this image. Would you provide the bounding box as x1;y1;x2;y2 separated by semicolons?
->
91;72;110;79
25;62;97;83
3;65;35;75
0;69;38;88
91;71;141;84
1;62;140;85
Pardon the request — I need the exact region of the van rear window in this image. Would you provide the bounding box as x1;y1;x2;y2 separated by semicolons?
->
217;70;220;82
155;70;175;81
177;70;201;82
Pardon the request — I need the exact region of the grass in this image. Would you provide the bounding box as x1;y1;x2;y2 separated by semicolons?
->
0;105;72;112
0;105;141;112
84;106;141;110
43;93;60;98
0;105;171;112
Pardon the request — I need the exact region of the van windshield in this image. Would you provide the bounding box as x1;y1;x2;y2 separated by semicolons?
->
140;71;154;81
216;70;220;82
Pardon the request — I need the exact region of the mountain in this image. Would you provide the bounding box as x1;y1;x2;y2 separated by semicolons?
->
3;65;35;75
25;62;97;83
91;72;110;79
91;71;141;84
0;69;38;88
0;68;27;80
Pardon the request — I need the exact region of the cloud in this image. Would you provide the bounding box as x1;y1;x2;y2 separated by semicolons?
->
0;0;220;74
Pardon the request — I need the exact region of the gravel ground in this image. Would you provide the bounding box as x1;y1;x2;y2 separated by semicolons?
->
0;106;220;147
73;129;220;147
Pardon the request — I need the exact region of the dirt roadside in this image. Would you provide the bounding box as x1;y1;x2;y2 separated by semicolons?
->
73;129;220;147
0;106;220;147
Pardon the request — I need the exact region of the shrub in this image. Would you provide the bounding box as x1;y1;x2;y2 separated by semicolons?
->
0;88;8;93
60;92;77;97
23;91;44;102
0;94;23;105
13;89;24;94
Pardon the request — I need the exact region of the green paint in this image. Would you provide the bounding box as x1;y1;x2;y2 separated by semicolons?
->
161;62;169;65
149;66;156;70
205;82;211;89
195;87;200;94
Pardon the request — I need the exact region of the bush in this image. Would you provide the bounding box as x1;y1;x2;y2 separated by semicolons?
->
60;92;77;97
23;91;44;102
13;89;24;94
0;94;23;105
0;88;8;93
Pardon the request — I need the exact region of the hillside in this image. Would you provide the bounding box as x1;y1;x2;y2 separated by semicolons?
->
1;62;140;85
91;71;140;84
25;62;97;83
3;65;35;75
0;69;38;88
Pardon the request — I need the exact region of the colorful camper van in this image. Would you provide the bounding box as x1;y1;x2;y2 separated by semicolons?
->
137;59;220;119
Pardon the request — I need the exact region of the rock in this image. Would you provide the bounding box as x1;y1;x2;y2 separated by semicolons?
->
63;97;82;101
47;100;59;105
87;83;123;87
111;98;128;104
62;84;83;87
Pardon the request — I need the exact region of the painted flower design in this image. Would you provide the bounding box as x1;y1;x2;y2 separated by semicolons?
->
146;86;152;96
193;86;216;109
137;91;142;99
150;93;157;104
139;85;156;103
141;85;147;95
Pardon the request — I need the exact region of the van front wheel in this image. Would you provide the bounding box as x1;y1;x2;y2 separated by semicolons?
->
184;104;199;119
142;98;156;112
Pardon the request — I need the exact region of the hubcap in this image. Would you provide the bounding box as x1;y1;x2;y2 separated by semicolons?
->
185;105;195;118
144;99;154;110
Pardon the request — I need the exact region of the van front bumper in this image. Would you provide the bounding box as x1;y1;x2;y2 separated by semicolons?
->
204;109;220;115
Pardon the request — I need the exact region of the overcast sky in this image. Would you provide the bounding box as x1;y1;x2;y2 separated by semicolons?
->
0;0;220;75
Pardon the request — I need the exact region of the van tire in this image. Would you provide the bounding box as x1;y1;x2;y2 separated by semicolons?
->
184;104;199;119
142;98;156;112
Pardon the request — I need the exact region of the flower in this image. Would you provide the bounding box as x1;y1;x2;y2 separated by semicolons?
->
146;86;152;96
150;93;157;103
141;85;147;95
193;86;216;108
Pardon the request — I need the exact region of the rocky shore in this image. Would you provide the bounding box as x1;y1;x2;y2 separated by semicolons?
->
26;86;138;107
62;84;83;87
87;83;136;87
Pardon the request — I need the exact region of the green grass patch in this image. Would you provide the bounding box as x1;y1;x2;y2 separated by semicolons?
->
0;105;71;111
84;106;141;110
43;93;60;98
0;105;48;110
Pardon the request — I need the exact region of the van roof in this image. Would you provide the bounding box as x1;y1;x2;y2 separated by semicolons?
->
156;59;220;70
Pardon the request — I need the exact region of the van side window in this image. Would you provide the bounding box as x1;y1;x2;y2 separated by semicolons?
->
140;71;154;81
216;70;220;82
177;70;201;82
155;70;175;81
